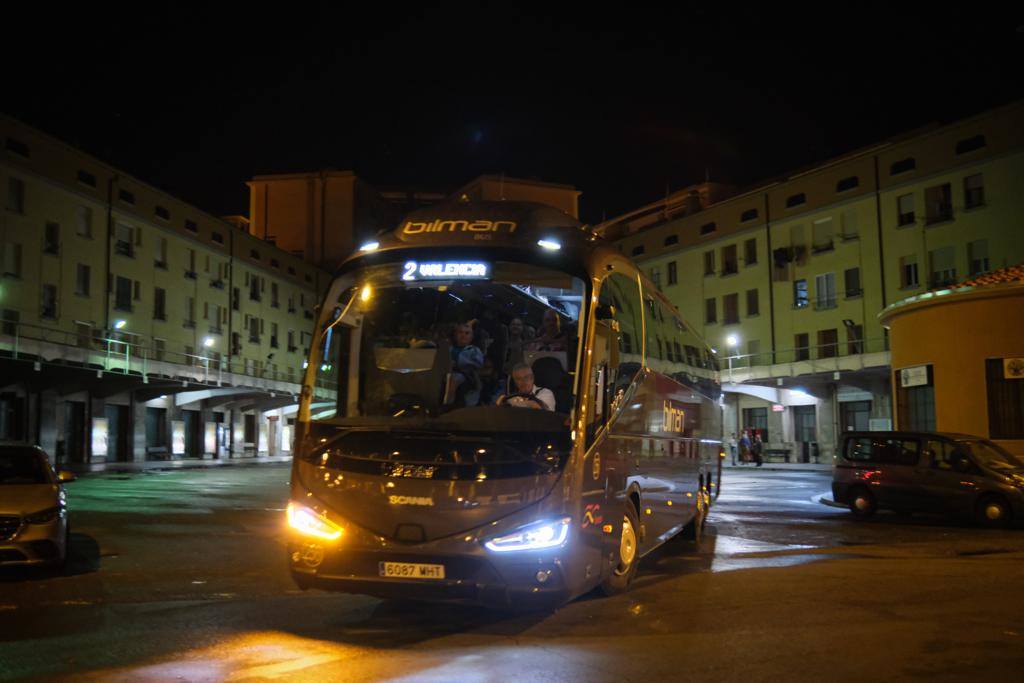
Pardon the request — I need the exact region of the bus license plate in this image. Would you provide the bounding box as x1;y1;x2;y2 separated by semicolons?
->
378;562;446;580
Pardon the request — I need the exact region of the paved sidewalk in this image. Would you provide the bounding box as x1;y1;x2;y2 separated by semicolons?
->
721;461;833;473
66;455;292;476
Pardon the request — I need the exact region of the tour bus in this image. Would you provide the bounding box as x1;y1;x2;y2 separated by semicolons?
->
287;201;723;609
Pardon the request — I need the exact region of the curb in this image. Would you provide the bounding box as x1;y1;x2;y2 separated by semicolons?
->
67;457;292;476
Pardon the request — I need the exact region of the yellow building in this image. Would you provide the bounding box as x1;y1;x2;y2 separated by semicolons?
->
880;265;1024;456
1;115;331;464
601;101;1024;462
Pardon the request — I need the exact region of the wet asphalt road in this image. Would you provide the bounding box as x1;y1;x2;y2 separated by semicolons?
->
1;465;1023;682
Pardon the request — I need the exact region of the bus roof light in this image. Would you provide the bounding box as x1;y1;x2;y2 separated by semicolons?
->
537;239;561;251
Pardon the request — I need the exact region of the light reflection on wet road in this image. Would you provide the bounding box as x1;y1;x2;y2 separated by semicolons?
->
2;465;1023;682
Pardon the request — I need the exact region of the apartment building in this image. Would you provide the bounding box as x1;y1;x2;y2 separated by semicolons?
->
0;115;331;464
601;101;1024;462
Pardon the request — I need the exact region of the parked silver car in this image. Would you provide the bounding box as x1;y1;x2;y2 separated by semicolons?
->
0;443;75;567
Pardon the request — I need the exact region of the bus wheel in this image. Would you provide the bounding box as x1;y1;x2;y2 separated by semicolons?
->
600;504;640;596
682;496;705;544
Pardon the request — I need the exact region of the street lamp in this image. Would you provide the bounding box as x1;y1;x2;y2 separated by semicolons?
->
203;337;215;348
114;319;127;330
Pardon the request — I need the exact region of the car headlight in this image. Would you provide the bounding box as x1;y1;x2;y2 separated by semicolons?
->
484;517;571;552
25;507;60;524
286;502;343;541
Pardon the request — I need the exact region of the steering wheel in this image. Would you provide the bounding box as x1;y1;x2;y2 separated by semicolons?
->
500;392;547;409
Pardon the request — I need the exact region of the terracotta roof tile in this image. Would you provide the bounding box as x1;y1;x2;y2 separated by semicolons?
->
954;263;1024;289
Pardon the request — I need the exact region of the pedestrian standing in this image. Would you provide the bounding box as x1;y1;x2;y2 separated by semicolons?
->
728;432;738;466
739;430;751;465
752;430;764;467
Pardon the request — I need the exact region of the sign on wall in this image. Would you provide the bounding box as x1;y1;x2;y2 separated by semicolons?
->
171;420;186;455
1004;358;1024;380
91;418;109;458
899;365;930;388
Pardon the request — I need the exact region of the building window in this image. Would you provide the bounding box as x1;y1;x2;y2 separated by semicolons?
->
271;323;279;349
212;231;224;244
986;359;1024;438
133;281;141;301
847;324;864;355
664;234;678;247
964;174;984;209
896;365;935;431
929;247;956;288
897;194;915;226
840;400;871;432
2;309;20;336
44;222;60;255
77;170;97;187
76;206;93;237
900;256;919;289
1;243;22;278
5;137;29;157
840;209;858;239
795;333;810;361
836;176;859;192
631;245;645;257
232;287;240;311
154;288;166;321
185;297;196;328
812;218;834;253
649;267;661;289
742;408;769;441
115;276;132;311
705;298;717;324
721;245;738;275
740;208;758;223
75;264;91;296
700;222;716;235
185;249;197;278
723;293;739;325
155;206;170;221
891;158;916;175
185;219;198;233
249;275;262;302
818;329;838;358
968;240;989;276
7;177;25;213
41;285;57;319
118;189;135;205
844;267;862;298
955;134;986;156
667;261;677;285
703;250;715;276
924;183;953;225
115;224;134;257
744;238;757;266
814;273;837;310
746;289;759;317
154;238;167;269
794;279;809;309
288;330;297;352
785;193;806;209
747;339;761;364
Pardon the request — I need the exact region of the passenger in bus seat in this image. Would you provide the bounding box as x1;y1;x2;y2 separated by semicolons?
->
496;363;555;411
526;309;568;352
449;323;484;406
504;317;534;372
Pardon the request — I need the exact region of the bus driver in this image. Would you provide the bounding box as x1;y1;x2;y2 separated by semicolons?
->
496;363;555;411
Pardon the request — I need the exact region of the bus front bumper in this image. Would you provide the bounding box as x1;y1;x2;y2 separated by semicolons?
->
288;542;579;610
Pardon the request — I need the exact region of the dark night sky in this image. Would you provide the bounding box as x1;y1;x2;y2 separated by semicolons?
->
4;5;1023;224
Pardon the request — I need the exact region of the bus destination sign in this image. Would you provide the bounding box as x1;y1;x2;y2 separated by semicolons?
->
402;260;491;282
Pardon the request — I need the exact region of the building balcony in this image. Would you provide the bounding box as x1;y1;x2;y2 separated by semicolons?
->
719;336;891;384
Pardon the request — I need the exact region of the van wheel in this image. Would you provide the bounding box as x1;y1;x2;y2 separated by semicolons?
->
975;495;1011;528
849;487;876;518
600;504;640;596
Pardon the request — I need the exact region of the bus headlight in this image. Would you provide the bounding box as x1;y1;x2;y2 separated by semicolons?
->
484;517;571;552
287;502;343;541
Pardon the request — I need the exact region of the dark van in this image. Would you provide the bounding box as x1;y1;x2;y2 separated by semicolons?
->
832;432;1024;527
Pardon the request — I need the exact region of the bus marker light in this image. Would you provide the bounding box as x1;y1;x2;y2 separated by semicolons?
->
537;239;561;251
602;524;614;534
359;241;380;252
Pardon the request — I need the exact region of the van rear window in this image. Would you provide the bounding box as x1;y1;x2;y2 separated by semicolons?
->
845;437;920;466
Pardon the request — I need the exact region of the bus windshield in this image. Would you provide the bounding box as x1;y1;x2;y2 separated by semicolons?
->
308;259;586;435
